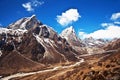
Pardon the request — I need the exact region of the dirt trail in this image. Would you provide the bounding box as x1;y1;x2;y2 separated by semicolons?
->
0;58;84;80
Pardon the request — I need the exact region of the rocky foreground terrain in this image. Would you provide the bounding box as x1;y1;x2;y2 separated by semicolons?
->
0;15;120;80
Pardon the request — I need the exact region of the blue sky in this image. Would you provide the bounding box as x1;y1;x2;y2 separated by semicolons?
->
0;0;120;39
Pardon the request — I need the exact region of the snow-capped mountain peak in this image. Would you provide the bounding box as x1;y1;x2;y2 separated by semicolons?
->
61;26;84;47
65;26;75;33
30;14;36;19
61;26;76;40
8;15;42;30
83;37;108;47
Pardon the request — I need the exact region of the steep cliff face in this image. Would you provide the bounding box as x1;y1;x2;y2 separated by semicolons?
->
33;25;77;63
61;26;84;47
60;26;87;54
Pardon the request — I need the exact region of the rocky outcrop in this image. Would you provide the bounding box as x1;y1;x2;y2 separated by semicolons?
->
17;33;45;61
39;25;50;38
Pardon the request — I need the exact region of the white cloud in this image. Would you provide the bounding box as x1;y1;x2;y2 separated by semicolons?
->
79;32;87;39
79;12;120;39
56;9;81;26
79;25;120;39
101;23;108;27
22;2;33;11
114;21;120;25
101;23;113;27
101;23;114;27
111;12;120;20
32;0;44;7
22;0;44;12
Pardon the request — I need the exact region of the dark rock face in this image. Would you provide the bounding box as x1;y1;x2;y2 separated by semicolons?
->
1;43;14;51
0;37;14;52
33;27;40;35
52;36;77;61
31;43;45;61
0;39;6;49
39;26;50;38
17;33;45;61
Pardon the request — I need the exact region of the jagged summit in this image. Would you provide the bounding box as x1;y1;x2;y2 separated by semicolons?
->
61;26;83;47
30;14;36;19
8;15;42;30
61;26;76;39
64;26;75;33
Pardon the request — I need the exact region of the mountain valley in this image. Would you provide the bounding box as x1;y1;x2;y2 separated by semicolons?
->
0;15;120;80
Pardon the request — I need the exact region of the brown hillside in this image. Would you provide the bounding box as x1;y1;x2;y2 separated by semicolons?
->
0;50;44;77
104;39;120;50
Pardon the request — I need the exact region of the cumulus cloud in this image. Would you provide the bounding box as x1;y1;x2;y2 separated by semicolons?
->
111;12;120;20
22;0;44;12
22;2;33;11
56;9;81;26
101;23;113;27
79;12;120;39
79;25;120;39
